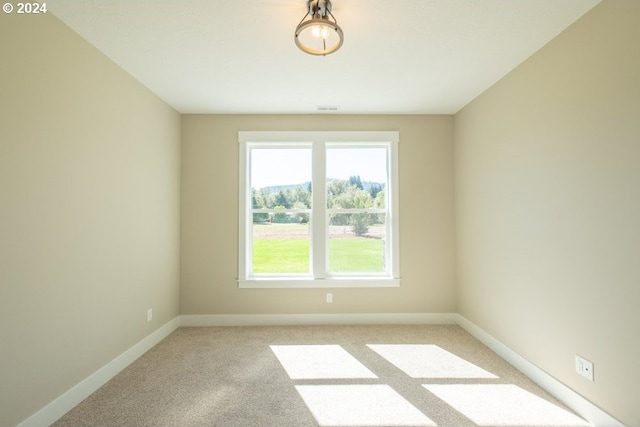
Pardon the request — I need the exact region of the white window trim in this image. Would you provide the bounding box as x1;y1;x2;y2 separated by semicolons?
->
238;131;400;288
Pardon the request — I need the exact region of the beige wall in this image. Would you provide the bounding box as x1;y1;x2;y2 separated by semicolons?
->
454;2;640;425
0;13;181;427
181;115;456;315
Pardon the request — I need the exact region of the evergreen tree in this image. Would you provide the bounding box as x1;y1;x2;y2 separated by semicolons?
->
369;183;383;199
275;191;290;208
349;175;364;190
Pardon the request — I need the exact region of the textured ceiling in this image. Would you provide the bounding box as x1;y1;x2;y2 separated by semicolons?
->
49;0;600;114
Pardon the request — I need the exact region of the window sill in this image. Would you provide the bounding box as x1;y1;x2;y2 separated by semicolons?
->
238;277;401;289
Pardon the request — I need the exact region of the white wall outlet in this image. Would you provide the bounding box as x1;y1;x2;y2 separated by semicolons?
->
575;354;594;381
326;293;333;303
146;308;153;322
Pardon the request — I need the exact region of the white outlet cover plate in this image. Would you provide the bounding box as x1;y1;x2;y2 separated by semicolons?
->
575;355;594;381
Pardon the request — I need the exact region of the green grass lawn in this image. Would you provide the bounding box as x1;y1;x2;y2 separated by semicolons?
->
252;238;384;273
252;239;310;273
329;239;384;272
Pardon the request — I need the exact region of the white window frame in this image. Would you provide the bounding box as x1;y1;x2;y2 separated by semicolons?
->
238;131;400;288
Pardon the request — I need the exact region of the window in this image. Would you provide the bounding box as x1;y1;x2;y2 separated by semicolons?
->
238;131;399;288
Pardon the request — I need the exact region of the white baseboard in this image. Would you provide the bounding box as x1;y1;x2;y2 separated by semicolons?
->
455;314;625;427
17;317;181;427
18;313;623;427
179;312;458;326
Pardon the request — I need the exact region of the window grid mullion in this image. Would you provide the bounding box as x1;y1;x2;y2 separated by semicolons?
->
326;208;387;214
311;141;326;279
250;209;312;213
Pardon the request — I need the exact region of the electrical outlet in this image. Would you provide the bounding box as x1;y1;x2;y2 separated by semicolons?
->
146;308;153;322
575;355;594;381
326;293;333;303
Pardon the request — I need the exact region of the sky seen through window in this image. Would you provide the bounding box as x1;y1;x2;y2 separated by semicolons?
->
251;147;387;189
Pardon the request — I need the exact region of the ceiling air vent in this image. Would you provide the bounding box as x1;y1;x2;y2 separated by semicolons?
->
316;105;340;111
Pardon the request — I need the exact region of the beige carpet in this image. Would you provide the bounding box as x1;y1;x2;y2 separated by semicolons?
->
52;325;590;427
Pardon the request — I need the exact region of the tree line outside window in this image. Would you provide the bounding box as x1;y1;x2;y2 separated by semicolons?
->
251;175;385;236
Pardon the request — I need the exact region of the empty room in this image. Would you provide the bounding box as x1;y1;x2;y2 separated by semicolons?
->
1;1;638;426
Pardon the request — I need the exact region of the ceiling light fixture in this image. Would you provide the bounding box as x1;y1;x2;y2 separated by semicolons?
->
295;0;343;56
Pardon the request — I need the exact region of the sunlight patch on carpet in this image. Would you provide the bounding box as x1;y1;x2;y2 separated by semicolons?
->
270;345;378;379
423;384;591;426
296;384;436;427
367;344;498;378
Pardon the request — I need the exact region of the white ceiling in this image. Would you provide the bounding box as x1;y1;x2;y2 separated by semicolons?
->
49;0;600;114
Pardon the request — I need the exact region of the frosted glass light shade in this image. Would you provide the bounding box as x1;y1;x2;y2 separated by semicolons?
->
295;17;343;56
